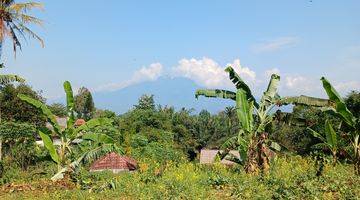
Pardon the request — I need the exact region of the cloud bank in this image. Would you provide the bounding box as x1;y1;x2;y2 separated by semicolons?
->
95;63;163;92
95;57;359;98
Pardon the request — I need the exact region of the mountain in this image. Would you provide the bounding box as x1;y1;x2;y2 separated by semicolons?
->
92;77;234;114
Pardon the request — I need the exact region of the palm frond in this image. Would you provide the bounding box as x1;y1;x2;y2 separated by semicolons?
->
8;2;44;13
16;22;44;47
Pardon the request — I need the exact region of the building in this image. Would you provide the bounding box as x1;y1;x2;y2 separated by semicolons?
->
90;152;137;173
199;149;240;165
74;119;86;127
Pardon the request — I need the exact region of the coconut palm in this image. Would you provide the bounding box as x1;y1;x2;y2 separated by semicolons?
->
0;0;44;60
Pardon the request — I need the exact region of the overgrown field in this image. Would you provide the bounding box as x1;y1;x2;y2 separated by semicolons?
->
1;156;359;200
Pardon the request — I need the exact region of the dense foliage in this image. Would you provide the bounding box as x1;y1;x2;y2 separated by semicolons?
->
0;79;359;199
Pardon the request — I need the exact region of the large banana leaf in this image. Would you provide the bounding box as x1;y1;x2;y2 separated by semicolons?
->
225;66;258;107
261;74;280;107
324;120;337;148
63;81;75;127
39;128;60;164
195;89;236;101
321;77;355;128
82;133;114;144
278;95;331;107
236;89;254;133
75;118;113;133
18;94;61;133
0;74;25;84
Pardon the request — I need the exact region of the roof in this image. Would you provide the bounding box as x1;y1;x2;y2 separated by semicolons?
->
46;117;67;130
199;149;240;165
90;152;137;171
75;119;86;126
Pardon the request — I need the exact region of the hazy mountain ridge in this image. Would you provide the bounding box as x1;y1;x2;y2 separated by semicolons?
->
93;77;234;114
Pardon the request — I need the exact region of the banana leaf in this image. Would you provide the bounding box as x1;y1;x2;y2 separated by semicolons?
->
63;81;75;127
308;127;326;142
261;74;280;107
278;95;331;107
225;66;258;107
39;128;60;164
325;120;337;148
195;89;236;101
321;77;355;128
18;94;61;133
236;89;254;133
82;133;114;144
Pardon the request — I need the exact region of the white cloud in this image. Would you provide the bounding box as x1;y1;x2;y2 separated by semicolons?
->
93;57;359;100
95;63;163;92
252;37;299;53
335;81;360;94
172;57;256;88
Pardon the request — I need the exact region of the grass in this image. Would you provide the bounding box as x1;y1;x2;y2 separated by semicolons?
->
1;156;359;200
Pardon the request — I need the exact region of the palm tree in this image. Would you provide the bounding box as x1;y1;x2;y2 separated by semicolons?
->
0;0;44;60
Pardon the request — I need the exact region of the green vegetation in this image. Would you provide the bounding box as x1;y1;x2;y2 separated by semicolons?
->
0;78;358;199
0;1;359;199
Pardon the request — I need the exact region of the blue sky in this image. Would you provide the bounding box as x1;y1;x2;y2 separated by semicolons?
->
2;0;360;103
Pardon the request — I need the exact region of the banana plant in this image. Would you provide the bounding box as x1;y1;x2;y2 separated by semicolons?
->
317;77;359;174
195;66;282;173
18;81;118;180
280;77;359;174
308;120;340;165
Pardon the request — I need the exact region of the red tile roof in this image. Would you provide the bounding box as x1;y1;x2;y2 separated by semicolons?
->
75;119;86;126
90;152;137;171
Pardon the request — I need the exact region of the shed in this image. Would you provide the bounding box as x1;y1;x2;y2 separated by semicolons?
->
90;152;137;173
199;149;240;165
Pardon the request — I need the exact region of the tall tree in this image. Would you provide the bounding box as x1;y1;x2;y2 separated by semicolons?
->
0;65;24;162
48;103;66;117
0;0;44;61
74;87;95;120
134;94;155;110
0;83;45;126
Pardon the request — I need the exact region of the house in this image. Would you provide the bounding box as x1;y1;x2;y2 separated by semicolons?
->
199;149;240;165
45;116;67;130
89;152;138;173
74;118;86;127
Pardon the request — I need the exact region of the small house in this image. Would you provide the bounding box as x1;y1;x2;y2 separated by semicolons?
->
90;152;137;173
199;149;240;165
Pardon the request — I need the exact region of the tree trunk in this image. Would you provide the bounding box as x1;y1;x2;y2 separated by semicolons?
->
258;133;270;173
244;137;259;174
332;151;337;166
244;133;270;174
